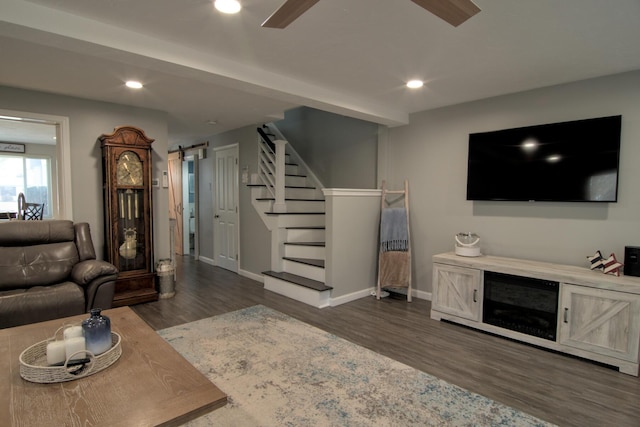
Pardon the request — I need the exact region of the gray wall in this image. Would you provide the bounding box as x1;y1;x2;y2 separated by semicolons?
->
275;107;379;188
0;86;171;262
7;69;638;302
383;71;640;294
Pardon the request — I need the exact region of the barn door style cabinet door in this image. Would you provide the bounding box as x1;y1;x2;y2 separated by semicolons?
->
431;263;482;322
100;126;158;306
558;284;640;366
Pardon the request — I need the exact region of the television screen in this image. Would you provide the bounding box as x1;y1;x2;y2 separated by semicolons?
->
466;115;622;202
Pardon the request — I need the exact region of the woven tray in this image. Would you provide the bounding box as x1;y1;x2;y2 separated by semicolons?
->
19;332;122;383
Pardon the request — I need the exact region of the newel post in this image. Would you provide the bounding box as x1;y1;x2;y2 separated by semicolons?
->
272;139;288;213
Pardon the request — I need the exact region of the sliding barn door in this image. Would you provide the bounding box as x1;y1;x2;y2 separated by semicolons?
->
168;152;183;256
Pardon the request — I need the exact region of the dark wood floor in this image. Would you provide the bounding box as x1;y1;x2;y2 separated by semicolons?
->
132;256;640;427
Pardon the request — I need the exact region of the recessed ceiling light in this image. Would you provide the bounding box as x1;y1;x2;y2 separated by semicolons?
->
125;80;143;89
207;120;218;125
214;0;241;14
406;80;424;89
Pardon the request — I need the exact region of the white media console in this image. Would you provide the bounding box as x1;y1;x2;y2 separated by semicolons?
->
431;252;640;376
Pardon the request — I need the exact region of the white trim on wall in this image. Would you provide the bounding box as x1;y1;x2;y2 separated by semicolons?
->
0;108;72;219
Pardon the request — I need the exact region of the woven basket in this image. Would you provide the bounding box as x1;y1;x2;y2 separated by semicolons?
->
19;332;122;383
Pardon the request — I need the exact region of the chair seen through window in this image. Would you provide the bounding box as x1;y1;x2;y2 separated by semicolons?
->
17;192;44;220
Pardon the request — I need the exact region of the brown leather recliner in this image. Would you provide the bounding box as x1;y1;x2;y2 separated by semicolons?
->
0;220;118;329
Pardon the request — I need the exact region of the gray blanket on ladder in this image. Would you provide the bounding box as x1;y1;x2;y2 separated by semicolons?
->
380;208;408;252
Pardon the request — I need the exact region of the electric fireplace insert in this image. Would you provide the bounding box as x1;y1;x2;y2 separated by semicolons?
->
483;271;559;341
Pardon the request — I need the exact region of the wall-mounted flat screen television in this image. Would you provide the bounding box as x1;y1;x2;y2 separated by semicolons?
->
466;115;622;202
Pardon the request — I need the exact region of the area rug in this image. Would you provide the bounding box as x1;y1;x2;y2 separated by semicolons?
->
159;305;554;426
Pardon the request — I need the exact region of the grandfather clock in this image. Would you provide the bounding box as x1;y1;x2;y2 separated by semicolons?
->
99;126;158;306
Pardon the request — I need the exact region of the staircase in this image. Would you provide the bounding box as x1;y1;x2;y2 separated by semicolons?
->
249;126;333;308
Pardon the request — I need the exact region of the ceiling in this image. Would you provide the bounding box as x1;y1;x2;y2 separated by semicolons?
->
1;0;640;146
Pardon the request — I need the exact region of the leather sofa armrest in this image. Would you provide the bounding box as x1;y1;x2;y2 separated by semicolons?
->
71;260;118;286
72;260;119;311
84;275;118;311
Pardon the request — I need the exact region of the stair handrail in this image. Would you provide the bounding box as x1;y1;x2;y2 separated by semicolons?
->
258;143;275;191
257;127;276;151
263;123;325;191
257;128;276;198
256;127;287;212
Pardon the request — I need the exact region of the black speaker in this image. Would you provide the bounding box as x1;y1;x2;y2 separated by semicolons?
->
624;246;640;277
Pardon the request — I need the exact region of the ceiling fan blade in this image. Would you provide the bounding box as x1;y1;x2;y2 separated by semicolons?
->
410;0;480;27
262;0;320;29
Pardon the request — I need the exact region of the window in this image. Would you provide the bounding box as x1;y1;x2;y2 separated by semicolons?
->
0;154;52;218
0;110;71;219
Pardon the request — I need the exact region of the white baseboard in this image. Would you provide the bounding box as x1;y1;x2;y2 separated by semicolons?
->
331;287;431;306
194;258;433;302
415;289;432;301
330;288;373;306
198;256;215;266
239;269;264;283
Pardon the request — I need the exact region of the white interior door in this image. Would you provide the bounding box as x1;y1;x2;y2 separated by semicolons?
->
213;145;239;272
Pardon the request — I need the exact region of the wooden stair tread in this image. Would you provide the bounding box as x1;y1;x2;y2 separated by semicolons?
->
247;184;316;189
265;173;308;178
283;257;325;268
284;241;325;247
263;271;332;291
255;198;324;202
265;212;325;215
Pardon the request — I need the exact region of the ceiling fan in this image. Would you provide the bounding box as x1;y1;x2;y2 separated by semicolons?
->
262;0;481;29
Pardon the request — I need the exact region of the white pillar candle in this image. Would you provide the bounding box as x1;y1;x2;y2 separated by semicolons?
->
65;336;86;361
46;340;66;365
63;325;83;340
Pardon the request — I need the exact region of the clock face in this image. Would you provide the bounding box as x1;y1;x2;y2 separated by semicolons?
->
116;151;143;186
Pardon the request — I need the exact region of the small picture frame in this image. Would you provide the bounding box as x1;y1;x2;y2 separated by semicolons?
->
0;142;25;153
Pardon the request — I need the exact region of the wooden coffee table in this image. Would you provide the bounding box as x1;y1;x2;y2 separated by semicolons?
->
0;307;227;426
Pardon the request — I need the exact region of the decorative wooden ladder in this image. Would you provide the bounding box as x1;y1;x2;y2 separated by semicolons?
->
376;180;412;302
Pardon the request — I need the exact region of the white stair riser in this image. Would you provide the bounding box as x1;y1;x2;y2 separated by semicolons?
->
285;175;308;187
253;186;323;200
283;259;325;282
263;276;330;308
252;199;272;212
284;200;325;212
251;186;268;198
261;174;307;187
287;228;325;242
277;214;325;228
285;244;325;259
285;164;299;175
257;200;325;214
286;187;323;199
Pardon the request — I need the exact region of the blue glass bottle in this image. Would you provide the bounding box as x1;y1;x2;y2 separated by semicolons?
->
82;308;112;355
